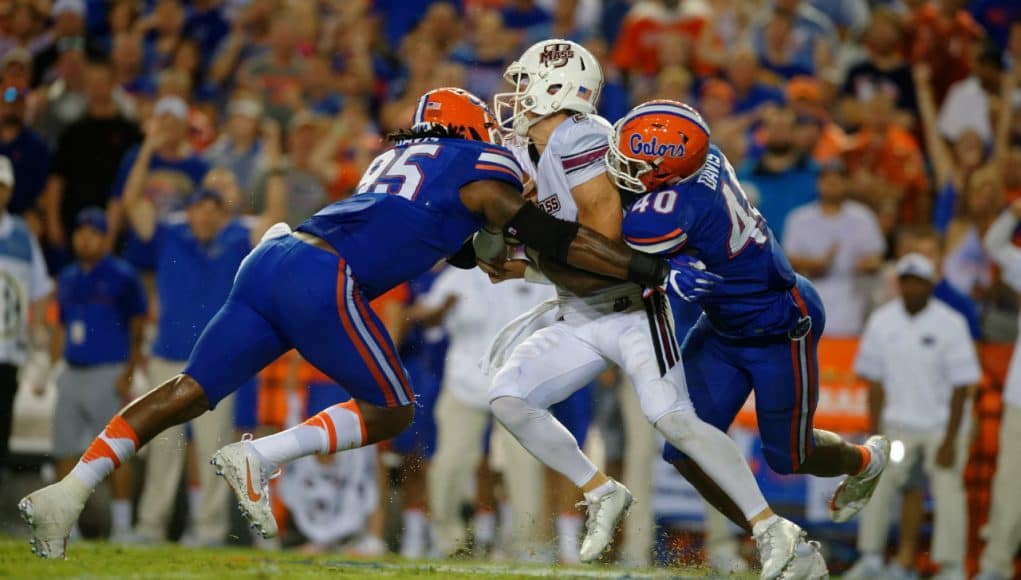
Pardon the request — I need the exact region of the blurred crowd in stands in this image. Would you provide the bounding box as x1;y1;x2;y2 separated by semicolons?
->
0;0;1019;575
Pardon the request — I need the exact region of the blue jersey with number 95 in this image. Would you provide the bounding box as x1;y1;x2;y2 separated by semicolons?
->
297;137;524;300
621;145;799;338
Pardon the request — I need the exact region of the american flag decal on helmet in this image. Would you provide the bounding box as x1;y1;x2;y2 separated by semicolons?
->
578;86;591;101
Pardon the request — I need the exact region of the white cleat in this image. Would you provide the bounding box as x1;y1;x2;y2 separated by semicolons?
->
18;476;90;559
829;435;891;523
577;480;633;563
210;438;278;539
780;540;829;579
753;517;803;580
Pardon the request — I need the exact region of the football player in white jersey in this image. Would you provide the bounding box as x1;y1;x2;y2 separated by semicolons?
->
481;39;807;578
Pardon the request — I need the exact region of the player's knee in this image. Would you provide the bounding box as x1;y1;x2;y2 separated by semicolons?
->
762;446;798;475
369;404;415;442
490;395;538;431
166;374;212;419
652;407;699;446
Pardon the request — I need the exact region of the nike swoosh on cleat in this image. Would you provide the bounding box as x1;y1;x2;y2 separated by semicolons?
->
245;458;262;502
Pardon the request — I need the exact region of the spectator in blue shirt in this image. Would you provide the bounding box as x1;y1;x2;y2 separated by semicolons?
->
122;132;285;543
42;207;147;542
725;48;785;115
0;83;50;220
739;107;819;241
112;96;209;269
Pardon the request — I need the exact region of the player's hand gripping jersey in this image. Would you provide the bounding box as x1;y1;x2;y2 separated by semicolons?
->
298;137;525;300
622;145;801;339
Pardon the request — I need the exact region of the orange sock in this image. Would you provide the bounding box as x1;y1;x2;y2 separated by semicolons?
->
71;416;139;488
854;445;872;475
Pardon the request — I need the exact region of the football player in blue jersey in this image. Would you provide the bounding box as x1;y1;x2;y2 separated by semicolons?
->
606;100;891;536
18;88;673;560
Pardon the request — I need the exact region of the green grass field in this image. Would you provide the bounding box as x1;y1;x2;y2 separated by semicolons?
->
0;537;725;579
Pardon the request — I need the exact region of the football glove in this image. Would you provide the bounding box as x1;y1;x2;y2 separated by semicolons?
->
667;254;724;303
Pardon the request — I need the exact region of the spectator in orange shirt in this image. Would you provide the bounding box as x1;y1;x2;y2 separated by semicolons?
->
611;0;709;78
907;0;985;103
845;92;930;224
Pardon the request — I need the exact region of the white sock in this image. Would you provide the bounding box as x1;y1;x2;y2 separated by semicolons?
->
70;416;138;490
111;499;132;535
474;510;496;545
401;509;428;556
656;409;769;521
586;479;616;499
556;514;582;563
490;397;597;487
249;400;366;467
751;514;780;537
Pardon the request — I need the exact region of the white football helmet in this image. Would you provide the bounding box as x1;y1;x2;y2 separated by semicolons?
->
493;39;604;139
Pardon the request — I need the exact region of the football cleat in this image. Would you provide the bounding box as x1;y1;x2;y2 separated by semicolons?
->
753;517;803;580
577;480;634;563
829;435;891;523
211;436;279;539
18;476;91;559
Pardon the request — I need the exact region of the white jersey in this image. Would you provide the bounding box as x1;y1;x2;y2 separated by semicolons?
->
855;299;981;432
506;113;639;318
0;213;52;365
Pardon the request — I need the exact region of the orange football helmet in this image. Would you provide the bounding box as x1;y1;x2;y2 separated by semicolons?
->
606;100;712;193
413;87;501;144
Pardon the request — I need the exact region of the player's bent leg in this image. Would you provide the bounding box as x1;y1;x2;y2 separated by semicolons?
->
489;324;630;564
662;320;755;532
620;314;800;579
214;398;413;538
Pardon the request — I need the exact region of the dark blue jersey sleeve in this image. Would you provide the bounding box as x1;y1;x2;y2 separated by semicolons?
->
459;144;525;191
622;188;692;256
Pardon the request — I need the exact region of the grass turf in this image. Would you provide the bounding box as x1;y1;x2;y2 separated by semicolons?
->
0;537;724;579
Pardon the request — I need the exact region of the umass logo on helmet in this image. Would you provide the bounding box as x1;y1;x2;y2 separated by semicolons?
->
539;43;574;68
629;134;686;158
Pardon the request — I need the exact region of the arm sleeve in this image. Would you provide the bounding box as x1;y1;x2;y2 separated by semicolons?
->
558;117;612;190
447;239;477;269
984;210;1021;292
854;316;885;382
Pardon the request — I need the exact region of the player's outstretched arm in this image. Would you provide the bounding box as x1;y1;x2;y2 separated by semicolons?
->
459;179;668;287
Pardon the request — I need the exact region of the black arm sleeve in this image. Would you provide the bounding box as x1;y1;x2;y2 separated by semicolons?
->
447;239;477;269
503;202;580;263
504;203;670;287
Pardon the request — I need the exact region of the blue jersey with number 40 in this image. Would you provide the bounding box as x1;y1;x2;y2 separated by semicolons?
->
622;145;799;338
297;137;524;300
